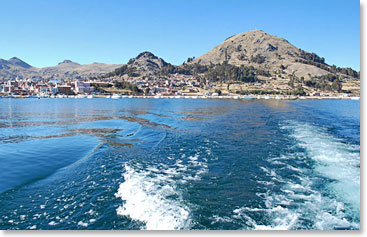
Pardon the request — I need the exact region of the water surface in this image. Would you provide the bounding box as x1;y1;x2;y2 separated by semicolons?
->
0;98;360;230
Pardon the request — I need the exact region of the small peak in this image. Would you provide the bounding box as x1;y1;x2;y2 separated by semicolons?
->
251;29;265;33
135;51;158;59
243;29;266;36
58;60;74;64
9;57;21;61
8;57;32;68
225;30;267;41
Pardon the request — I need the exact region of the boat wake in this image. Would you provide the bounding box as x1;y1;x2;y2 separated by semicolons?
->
115;163;190;230
115;142;210;230
233;121;360;230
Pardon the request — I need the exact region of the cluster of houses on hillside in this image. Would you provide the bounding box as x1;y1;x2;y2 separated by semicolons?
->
0;78;94;97
1;74;355;98
0;74;212;97
122;73;209;96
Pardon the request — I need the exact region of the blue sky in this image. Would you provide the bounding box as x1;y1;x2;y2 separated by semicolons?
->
0;0;360;70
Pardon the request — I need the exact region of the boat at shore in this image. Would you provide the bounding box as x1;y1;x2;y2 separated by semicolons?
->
111;94;121;99
241;96;256;100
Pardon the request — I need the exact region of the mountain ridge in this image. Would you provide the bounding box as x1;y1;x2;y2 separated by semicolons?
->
0;57;122;81
0;30;360;95
190;30;358;79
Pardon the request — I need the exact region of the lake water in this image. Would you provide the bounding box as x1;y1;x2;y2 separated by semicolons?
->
0;98;360;230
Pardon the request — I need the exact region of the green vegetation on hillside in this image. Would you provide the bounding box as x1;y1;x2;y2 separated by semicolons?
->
158;62;270;83
295;50;359;79
250;54;266;64
299;50;326;64
203;63;259;83
304;74;343;92
114;80;142;93
104;65;140;78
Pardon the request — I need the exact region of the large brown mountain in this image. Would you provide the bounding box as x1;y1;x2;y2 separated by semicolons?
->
191;30;358;80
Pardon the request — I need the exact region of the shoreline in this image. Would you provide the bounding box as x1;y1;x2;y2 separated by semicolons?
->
0;95;360;100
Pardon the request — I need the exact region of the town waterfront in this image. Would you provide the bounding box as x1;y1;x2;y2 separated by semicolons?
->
0;98;360;230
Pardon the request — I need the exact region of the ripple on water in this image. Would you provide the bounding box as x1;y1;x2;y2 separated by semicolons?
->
0;135;100;193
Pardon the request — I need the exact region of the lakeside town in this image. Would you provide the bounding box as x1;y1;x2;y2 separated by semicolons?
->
0;76;360;100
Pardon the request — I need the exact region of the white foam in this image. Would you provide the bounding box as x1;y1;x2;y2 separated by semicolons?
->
211;215;234;224
233;121;360;230
115;164;191;230
115;143;212;230
283;121;360;211
48;221;57;226
77;221;88;227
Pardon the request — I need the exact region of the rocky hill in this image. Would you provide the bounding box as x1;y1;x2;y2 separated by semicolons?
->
191;30;359;80
128;52;168;74
0;57;31;70
106;52;169;78
0;58;122;81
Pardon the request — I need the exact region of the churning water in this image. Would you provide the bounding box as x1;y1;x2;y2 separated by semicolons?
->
0;98;360;230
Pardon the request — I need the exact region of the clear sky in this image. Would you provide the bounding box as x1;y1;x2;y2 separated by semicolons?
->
0;0;360;70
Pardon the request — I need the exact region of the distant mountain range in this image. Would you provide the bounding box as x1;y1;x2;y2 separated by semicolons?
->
0;30;359;93
0;57;122;81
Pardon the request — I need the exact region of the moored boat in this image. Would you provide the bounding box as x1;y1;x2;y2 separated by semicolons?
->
111;94;121;99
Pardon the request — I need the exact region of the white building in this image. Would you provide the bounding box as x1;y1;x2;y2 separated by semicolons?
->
74;81;93;94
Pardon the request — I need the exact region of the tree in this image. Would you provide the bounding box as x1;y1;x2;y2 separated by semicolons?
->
215;89;222;95
145;87;150;95
331;80;342;92
114;81;142;94
288;79;294;89
250;54;266;64
186;57;195;63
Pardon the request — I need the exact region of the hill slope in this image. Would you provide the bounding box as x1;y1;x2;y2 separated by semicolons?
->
106;51;169;77
192;30;358;80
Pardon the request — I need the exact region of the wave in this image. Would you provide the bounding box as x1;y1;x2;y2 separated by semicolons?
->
282;121;360;212
115;164;190;230
115;144;210;230
233;121;360;230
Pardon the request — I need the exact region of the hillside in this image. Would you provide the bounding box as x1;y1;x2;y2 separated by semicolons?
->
191;30;359;80
106;52;168;78
0;58;122;81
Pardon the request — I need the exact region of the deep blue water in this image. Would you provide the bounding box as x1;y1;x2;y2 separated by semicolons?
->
0;98;360;230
